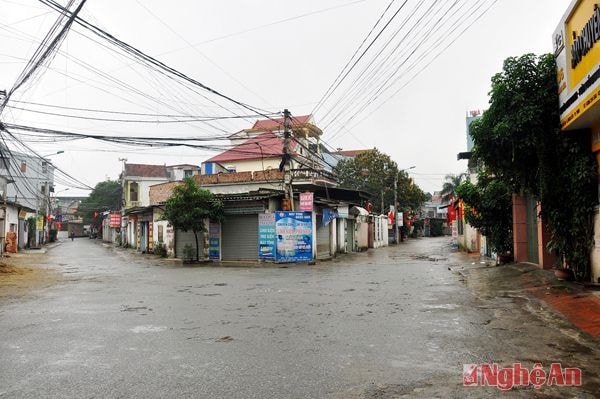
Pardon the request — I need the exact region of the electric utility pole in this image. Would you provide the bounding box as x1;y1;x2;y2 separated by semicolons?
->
282;109;294;211
394;174;398;243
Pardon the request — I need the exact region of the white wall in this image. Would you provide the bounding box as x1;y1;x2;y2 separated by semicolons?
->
373;215;389;248
337;219;346;253
219;158;281;173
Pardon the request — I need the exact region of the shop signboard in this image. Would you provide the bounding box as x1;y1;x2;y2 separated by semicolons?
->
275;211;312;262
258;213;276;259
209;222;220;260
299;192;313;212
109;213;121;228
555;0;600;130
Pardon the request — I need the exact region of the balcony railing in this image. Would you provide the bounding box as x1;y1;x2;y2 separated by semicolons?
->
196;168;338;185
290;168;337;183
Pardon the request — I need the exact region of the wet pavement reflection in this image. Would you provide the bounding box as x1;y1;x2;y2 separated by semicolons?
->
0;237;598;398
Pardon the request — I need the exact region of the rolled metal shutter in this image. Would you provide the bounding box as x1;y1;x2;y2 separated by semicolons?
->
221;214;258;260
175;229;197;259
316;215;331;259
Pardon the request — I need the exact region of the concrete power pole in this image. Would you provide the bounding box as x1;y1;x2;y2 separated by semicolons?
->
394;174;398;244
282;109;294;211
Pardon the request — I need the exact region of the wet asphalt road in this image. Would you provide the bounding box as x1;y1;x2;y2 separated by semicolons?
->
1;237;599;398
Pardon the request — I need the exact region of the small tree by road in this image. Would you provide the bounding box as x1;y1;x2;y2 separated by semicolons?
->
77;180;121;226
161;178;223;262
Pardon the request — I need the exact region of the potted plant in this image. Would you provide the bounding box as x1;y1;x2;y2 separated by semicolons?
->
553;257;573;281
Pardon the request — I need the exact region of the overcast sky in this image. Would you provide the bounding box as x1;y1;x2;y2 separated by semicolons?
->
0;0;568;196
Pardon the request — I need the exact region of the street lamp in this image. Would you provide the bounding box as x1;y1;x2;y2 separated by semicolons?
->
394;166;416;244
41;150;64;157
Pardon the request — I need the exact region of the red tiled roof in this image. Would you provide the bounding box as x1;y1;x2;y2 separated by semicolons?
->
251;115;311;131
334;149;368;157
205;131;294;163
124;163;168;178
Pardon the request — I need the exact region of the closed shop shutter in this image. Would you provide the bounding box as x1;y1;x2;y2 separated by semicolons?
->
316;215;331;259
175;229;197;259
221;214;259;260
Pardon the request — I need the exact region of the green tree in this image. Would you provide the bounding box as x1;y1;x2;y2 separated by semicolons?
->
470;53;597;280
456;172;513;254
335;148;427;214
161;178;224;262
440;173;466;202
77;180;121;226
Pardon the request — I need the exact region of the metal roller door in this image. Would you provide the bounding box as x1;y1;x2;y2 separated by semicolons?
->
221;215;259;260
316;215;331;259
175;229;198;259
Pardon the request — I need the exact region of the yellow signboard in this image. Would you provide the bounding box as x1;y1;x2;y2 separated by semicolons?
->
561;83;600;129
36;216;44;230
568;0;600;90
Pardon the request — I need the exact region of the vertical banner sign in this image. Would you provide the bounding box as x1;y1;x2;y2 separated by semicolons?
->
209;222;220;260
36;216;44;230
275;211;313;262
299;192;314;212
258;213;276;259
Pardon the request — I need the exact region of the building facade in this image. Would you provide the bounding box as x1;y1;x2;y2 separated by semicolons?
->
554;0;600;281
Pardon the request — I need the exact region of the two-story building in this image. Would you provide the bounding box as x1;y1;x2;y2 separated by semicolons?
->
0;145;53;248
121;163;169;252
191;115;372;262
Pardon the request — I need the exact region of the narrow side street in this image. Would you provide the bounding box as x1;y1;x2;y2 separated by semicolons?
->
1;237;599;398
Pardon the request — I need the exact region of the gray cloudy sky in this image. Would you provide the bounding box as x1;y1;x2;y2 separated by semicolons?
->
1;0;568;195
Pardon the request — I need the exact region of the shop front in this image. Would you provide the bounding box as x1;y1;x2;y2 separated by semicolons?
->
555;0;600;282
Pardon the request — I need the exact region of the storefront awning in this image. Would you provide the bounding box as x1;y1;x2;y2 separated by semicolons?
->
350;206;369;216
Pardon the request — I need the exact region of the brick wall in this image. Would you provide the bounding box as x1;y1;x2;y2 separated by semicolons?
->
253;169;284;181
149;182;180;205
217;171;252;183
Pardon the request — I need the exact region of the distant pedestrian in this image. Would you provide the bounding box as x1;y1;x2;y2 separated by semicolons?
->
70;232;75;241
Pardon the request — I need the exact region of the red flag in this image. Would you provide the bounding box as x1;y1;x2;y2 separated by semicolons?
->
447;201;456;223
388;210;395;225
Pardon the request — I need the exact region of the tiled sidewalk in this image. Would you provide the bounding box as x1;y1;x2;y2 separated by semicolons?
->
450;254;600;342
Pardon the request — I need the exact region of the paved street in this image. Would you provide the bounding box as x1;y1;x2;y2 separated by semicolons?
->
1;237;599;398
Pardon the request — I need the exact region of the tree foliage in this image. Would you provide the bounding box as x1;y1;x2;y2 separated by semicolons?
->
161;178;224;261
456;173;513;253
468;53;597;280
77;180;121;225
440;173;466;202
334;148;427;214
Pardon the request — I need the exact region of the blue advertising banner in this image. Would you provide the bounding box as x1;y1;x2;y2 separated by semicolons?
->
209;222;220;260
322;208;338;226
258;213;276;259
275;211;313;262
